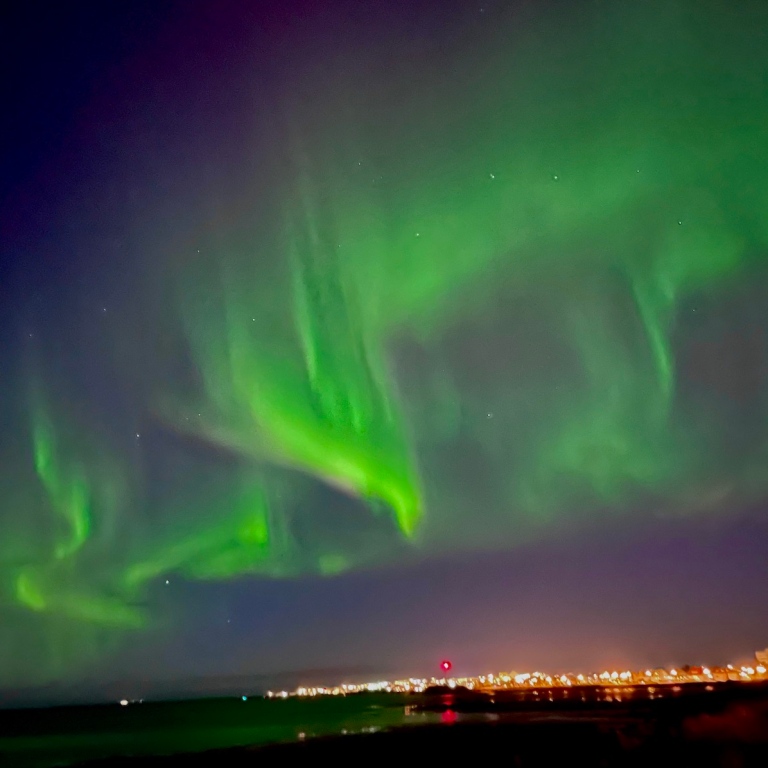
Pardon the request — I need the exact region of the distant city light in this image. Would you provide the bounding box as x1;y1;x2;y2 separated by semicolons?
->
119;699;128;707
277;648;768;699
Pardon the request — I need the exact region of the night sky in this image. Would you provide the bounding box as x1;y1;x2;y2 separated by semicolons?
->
2;0;768;705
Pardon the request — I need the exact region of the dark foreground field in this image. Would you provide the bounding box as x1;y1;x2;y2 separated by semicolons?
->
2;683;767;767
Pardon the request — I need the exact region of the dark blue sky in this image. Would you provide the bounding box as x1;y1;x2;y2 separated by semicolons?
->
2;0;768;705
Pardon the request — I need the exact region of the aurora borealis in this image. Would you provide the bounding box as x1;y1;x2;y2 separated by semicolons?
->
2;0;768;701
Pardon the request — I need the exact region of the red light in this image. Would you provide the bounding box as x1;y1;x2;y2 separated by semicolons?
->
440;660;452;672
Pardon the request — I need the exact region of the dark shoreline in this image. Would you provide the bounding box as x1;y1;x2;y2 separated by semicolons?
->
1;682;767;768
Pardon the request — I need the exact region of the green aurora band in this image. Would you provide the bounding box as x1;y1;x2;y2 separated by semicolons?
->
3;0;768;684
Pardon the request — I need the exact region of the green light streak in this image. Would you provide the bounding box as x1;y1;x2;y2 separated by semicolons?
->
122;483;272;587
175;175;423;537
15;571;47;612
32;410;91;560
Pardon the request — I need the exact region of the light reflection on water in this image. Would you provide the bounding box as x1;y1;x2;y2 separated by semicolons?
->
2;686;720;768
